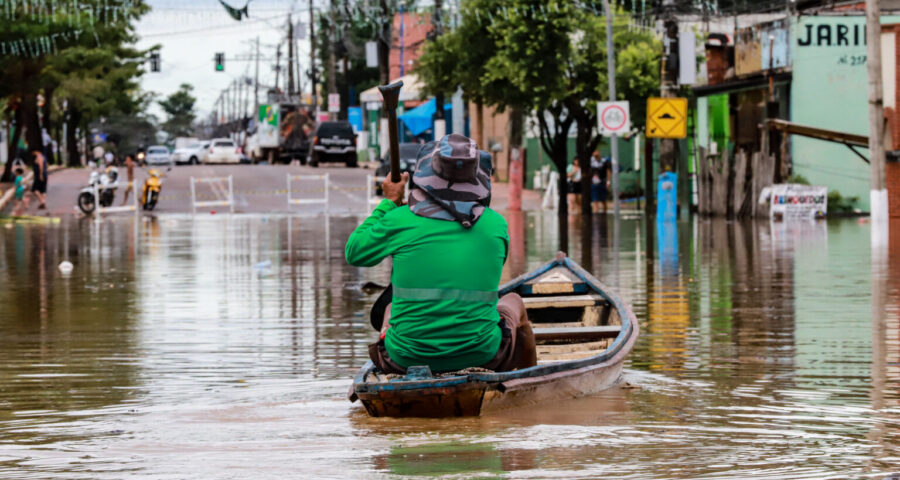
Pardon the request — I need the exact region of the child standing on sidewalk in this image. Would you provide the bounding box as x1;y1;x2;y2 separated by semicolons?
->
11;164;29;216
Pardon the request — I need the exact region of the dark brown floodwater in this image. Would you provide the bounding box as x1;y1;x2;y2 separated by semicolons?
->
1;212;898;479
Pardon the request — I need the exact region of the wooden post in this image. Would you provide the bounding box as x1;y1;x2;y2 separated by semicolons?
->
697;147;708;216
732;150;748;218
308;0;318;111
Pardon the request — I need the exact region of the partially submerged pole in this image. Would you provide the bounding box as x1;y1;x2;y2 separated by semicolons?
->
603;0;620;218
865;0;888;244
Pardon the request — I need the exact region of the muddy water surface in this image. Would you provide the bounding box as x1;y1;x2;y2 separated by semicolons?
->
0;213;898;478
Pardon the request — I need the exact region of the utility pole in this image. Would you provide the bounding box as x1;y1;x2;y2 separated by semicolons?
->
327;0;338;120
238;78;245;126
233;80;238;126
243;77;250;127
660;16;678;174
275;43;283;92
288;13;296;97
295;32;303;97
432;0;445;139
254;36;260;118
230;81;236;133
603;0;620;219
309;0;318;112
866;0;888;239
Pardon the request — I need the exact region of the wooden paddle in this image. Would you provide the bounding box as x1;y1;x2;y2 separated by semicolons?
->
378;80;404;182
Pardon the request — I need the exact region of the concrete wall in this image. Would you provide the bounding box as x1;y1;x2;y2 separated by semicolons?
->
789;15;899;212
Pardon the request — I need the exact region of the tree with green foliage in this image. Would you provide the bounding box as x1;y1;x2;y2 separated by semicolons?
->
312;0;415;115
561;11;661;216
417;1;660;248
158;84;197;140
416;0;498;149
0;0;152;178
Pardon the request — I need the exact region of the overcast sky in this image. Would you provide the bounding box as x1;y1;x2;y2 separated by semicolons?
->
136;0;315;120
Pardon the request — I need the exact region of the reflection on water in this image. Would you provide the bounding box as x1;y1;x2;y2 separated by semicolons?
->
1;213;899;478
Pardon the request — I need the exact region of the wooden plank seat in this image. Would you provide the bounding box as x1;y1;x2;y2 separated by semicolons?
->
522;294;606;309
533;325;622;342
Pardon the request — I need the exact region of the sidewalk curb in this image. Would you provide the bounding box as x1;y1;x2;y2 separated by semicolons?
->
0;166;64;213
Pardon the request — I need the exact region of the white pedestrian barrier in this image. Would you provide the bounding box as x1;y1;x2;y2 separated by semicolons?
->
366;174;408;209
94;180;139;216
191;175;235;214
287;173;329;213
366;175;383;208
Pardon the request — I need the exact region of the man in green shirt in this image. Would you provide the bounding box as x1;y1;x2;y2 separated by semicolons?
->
345;134;536;374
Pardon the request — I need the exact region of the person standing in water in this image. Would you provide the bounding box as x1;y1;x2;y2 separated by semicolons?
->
30;150;48;210
121;154;135;205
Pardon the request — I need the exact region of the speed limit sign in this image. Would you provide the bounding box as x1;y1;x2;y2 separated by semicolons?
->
597;101;630;137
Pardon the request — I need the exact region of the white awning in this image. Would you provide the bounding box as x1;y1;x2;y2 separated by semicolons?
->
359;74;424;104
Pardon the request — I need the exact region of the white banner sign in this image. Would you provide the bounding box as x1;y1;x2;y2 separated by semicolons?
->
328;93;340;113
365;41;378;68
597;101;630;137
678;30;697;85
769;184;828;220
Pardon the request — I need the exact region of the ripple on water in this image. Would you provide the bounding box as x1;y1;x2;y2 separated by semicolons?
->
1;215;899;478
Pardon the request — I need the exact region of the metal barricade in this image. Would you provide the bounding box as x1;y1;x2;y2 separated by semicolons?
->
190;175;235;214
287;173;329;213
366;174;408;209
94;180;139;216
366;175;383;208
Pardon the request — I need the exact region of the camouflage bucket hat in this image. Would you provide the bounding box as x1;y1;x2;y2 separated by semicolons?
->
408;134;493;228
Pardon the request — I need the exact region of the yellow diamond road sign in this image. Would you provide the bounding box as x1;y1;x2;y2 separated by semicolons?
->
646;97;688;139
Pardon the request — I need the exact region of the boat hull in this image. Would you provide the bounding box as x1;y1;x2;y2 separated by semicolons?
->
350;253;640;418
356;323;634;417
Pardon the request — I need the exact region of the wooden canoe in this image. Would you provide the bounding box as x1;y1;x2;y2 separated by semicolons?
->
349;252;640;418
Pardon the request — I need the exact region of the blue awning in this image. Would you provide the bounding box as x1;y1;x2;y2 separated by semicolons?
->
398;98;452;136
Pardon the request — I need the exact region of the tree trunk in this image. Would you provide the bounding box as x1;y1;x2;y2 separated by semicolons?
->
509;106;524;148
577;123;594;218
555;157;569;253
21;92;42;164
576;121;594;262
41;87;55;164
66;108;82;167
1;107;23;182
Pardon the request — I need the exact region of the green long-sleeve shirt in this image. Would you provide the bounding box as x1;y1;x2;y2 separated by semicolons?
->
346;199;509;372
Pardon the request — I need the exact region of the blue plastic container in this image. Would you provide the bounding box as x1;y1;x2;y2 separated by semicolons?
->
656;172;678;221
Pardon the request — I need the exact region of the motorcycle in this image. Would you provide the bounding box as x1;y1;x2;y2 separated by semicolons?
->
77;165;119;214
141;168;164;210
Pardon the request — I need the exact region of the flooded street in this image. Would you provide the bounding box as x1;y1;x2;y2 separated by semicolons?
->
1;213;898;479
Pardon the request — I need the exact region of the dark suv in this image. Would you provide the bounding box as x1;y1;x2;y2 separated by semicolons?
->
310;121;357;167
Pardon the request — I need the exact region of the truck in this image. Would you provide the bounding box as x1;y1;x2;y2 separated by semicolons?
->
173;137;200;150
254;102;314;164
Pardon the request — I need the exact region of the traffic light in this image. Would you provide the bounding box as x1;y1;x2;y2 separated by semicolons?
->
149;52;160;72
215;52;224;72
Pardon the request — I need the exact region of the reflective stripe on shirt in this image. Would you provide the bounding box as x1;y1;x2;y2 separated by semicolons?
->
393;286;497;303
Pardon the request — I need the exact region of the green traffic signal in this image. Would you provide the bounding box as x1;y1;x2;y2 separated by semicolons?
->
215;52;224;72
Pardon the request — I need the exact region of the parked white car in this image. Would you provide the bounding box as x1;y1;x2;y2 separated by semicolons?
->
145;145;172;165
171;141;207;165
205;138;240;164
